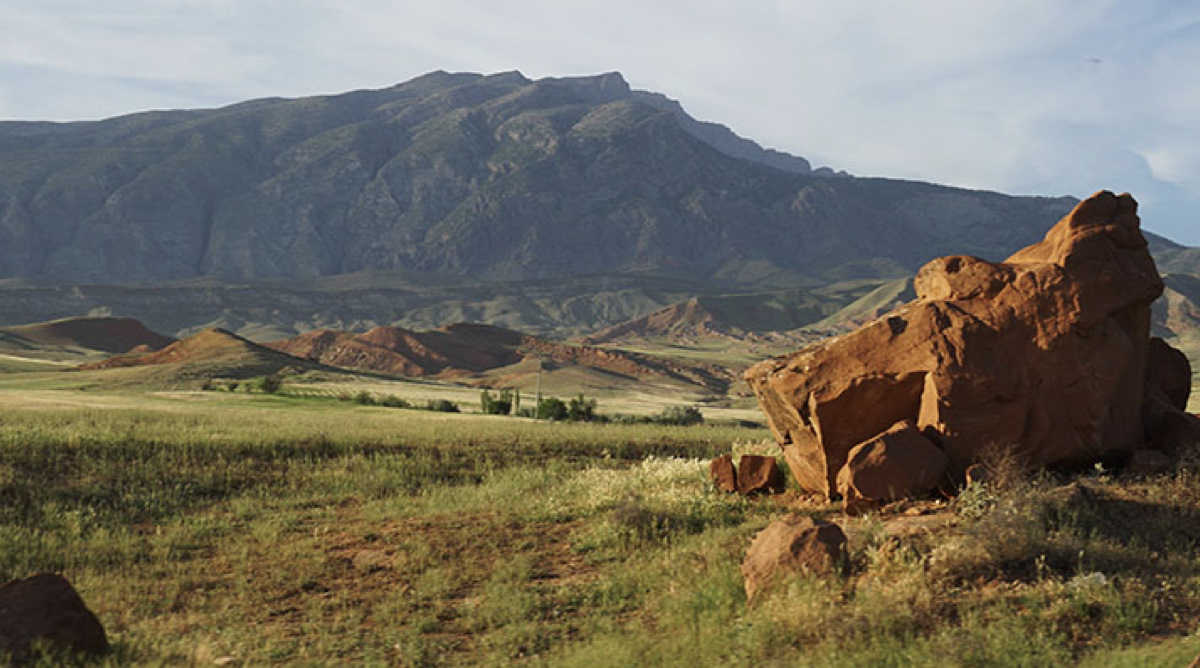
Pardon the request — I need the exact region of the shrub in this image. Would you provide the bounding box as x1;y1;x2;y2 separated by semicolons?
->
426;399;460;413
537;397;568;421
255;375;283;394
658;405;704;426
481;389;514;415
353;391;376;406
380;395;409;409
568;393;597;422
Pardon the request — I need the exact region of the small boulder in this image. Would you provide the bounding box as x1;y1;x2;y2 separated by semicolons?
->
1149;406;1200;453
736;455;785;494
836;421;949;514
0;574;109;663
1125;449;1174;476
741;514;846;601
709;455;738;493
1146;337;1192;411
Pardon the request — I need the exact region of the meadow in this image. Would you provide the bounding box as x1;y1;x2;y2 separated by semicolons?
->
2;381;1200;666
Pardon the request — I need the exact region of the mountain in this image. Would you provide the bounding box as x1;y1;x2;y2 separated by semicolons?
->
0;70;1075;291
5;69;1195;354
580;288;853;344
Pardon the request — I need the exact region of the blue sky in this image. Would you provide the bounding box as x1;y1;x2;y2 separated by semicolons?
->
2;0;1197;245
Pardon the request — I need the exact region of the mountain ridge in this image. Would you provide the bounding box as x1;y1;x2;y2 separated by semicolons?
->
0;70;1076;287
1;70;1195;349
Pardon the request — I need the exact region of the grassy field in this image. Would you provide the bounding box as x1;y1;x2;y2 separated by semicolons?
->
3;374;1200;665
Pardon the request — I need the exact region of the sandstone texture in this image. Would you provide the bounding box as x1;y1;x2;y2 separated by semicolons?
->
1142;336;1200;452
710;455;738;493
746;191;1196;497
736;455;786;495
836;420;949;513
0;574;108;662
741;515;846;601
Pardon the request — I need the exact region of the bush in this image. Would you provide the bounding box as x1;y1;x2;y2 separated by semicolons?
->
568;393;597;422
255;375;283;394
380;395;410;409
481;389;514;415
536;397;568;421
658;405;704;426
426;399;460;413
353;391;376;406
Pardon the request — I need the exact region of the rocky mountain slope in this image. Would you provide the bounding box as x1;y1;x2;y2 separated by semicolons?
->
2;70;1195;355
0;70;1074;289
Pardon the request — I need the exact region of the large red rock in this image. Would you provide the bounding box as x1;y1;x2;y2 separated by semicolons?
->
0;574;109;662
746;191;1188;497
836;421;949;513
741;515;846;601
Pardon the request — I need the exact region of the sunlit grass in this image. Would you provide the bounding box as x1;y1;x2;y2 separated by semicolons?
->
2;391;1200;665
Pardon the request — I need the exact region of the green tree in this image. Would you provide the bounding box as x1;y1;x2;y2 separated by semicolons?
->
480;389;513;415
537;397;568;421
567;393;597;422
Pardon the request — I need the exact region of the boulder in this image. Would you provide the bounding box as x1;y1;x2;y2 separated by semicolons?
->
1146;408;1200;454
709;455;738;493
741;515;846;601
1145;337;1192;411
1124;449;1173;476
1142;337;1200;452
745;191;1184;497
836;421;949;513
0;574;109;662
736;455;786;494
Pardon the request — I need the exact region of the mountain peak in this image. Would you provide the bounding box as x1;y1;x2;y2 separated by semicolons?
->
540;71;631;102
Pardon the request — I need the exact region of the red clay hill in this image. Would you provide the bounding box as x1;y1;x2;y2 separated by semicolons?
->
77;328;322;379
1;316;173;354
267;322;733;389
70;320;732;390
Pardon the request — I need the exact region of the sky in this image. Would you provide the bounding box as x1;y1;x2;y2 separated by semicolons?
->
2;0;1198;245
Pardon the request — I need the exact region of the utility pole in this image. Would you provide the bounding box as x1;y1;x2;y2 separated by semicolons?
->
534;356;543;421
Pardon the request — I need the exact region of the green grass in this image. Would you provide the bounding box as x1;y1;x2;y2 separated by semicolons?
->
2;386;1200;666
